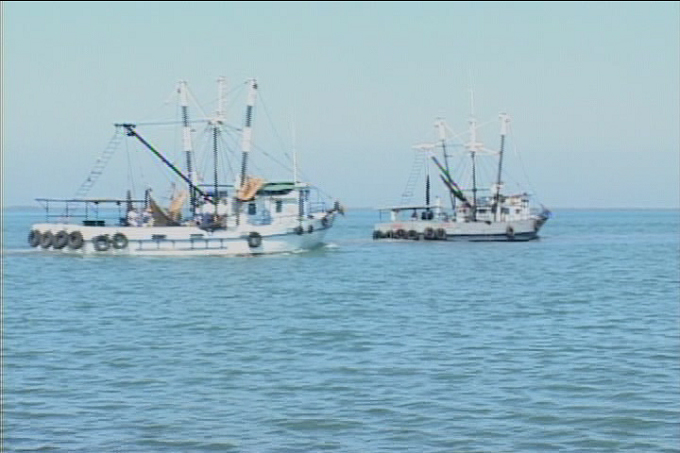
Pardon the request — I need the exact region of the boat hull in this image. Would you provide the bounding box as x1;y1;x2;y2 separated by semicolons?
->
373;217;544;242
28;216;335;256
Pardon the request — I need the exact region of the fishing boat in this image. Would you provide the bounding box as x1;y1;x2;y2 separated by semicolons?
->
28;78;343;255
373;102;550;242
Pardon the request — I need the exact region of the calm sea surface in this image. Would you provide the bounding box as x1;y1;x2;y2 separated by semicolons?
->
3;208;679;452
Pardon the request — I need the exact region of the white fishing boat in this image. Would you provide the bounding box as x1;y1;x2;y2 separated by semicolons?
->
373;102;550;242
28;78;343;256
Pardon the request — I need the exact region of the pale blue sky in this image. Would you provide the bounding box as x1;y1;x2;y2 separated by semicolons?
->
3;1;679;208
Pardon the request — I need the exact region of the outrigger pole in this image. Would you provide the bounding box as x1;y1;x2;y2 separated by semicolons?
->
436;119;456;210
494;113;510;221
431;155;469;205
118;123;211;202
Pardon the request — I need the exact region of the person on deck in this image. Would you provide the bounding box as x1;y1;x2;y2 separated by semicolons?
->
142;208;154;227
126;209;140;227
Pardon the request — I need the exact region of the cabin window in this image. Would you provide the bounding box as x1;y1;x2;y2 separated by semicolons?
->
275;200;283;213
248;203;257;215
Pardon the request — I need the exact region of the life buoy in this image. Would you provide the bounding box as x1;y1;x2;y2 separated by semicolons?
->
435;228;447;240
68;231;84;249
28;230;41;247
307;225;314;234
506;226;515;239
53;231;69;249
112;233;128;249
408;229;419;240
424;227;435;240
93;235;110;252
395;229;406;239
40;231;54;249
247;232;262;248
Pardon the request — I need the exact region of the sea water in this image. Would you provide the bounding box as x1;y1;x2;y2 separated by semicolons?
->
3;208;679;452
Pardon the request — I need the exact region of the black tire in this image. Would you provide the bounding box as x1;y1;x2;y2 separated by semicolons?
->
28;230;41;247
93;235;110;252
112;233;128;249
247;232;262;248
373;230;381;240
506;226;515;239
53;231;69;249
408;230;419;240
68;231;84;250
294;226;304;235
435;228;447;240
395;229;406;239
307;225;314;234
321;216;329;228
424;227;435;240
40;231;54;249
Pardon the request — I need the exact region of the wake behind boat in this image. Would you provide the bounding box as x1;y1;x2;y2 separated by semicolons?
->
373;100;550;242
28;78;343;256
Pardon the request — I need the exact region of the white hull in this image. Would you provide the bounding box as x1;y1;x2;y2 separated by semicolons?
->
29;216;335;256
374;217;544;242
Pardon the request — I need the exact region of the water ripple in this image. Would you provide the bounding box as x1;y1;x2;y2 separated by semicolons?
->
4;209;680;452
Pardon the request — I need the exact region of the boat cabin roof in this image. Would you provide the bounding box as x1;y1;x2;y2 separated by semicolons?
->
376;204;437;212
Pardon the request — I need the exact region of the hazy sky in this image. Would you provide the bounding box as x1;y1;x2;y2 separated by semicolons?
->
3;1;679;208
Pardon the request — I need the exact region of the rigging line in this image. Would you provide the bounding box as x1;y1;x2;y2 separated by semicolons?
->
194;123;234;187
242;84;338;202
217;130;237;183
210;122;241;185
258;90;294;164
198;82;246;121
133;85;185;125
508;124;541;201
186;85;210;123
443;123;468;145
248;87;338;201
251;142;294;175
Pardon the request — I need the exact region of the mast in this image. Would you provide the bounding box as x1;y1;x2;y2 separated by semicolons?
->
436;118;455;210
425;148;431;207
425;174;431;207
178;81;197;213
239;79;258;189
468;115;480;221
494;113;510;220
467;90;481;221
213;77;226;215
